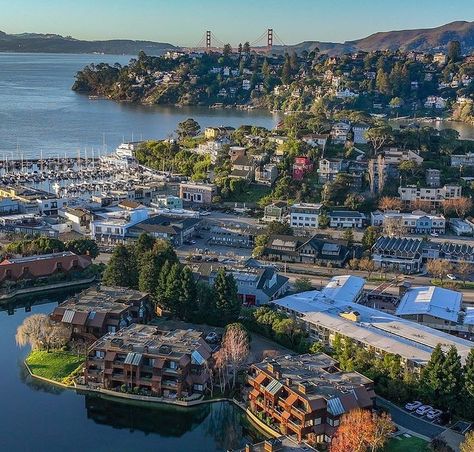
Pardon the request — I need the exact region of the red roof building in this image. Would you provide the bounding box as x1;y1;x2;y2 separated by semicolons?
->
292;157;314;181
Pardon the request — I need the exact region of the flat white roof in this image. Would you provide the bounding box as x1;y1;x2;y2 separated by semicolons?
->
273;277;473;365
396;286;462;323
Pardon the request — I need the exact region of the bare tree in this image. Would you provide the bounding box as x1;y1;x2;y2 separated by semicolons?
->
378;196;402;212
426;259;452;284
221;324;250;389
359;258;376;279
16;314;70;351
457;262;473;286
383;217;407;236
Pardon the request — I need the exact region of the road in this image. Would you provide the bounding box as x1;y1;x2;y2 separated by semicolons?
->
377;397;445;439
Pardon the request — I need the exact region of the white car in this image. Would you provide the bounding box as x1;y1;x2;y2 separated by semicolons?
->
415;405;433;416
426;409;442;421
447;274;457;280
205;332;219;343
430;232;439;237
405;401;423;411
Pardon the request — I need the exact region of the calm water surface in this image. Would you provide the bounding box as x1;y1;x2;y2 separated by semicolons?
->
0;295;263;451
0;53;279;158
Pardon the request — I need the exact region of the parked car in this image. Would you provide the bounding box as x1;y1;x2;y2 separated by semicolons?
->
426;409;443;421
415;405;433;416
405;401;423;411
430;232;439;237
447;274;457;280
205;332;219;343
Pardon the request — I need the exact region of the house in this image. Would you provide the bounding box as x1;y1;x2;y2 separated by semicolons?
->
351;123;369;144
263;201;288;223
204;126;235;140
0;198;20;215
330;122;351;144
255;164;278;186
248;353;375;443
398;185;462;208
60;207;92;234
91;208;149;243
273;276;474;371
192;262;289;306
329;211;365;229
372;236;423;274
381;148;424;166
426;169;441;188
317;159;344;183
292;157;313;181
451;152;474;167
0;251;91;284
51;286;150;340
84;324;212;398
230;155;255;181
370;210;446;235
301;134;328;150
0;185;67;215
449;218;473;236
424;96;447;109
179;182;216;205
335;88;359;99
263;235;350;267
127;215;201;246
289;203;322;230
0;214;59;238
433;53;447;65
152;195;183;210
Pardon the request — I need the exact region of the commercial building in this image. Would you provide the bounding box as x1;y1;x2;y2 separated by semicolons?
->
273;276;474;371
208;224;260;248
179;182;216;205
91;208;149;243
329;210;365;229
84;324;213;398
289;203;322;230
372;236;424;274
248;354;375;443
51;286;150;340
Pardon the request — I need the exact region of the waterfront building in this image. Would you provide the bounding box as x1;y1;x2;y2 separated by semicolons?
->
248;353;375;443
255;164;278;186
292;157;313;181
449;218;473;236
84;324;212;398
273;276;474;371
451;152;474;167
151;195;184;210
51;286;150;340
208;224;261;248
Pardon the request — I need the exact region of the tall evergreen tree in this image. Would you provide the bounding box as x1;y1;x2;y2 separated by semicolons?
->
165;263;182;316
281;54;292;85
213;268;240;326
102;245;137;288
179;266;197;321
138;251;161;296
155;260;171;308
422;344;445;402
134;233;155;264
465;349;474;398
194;281;215;325
440;345;463;410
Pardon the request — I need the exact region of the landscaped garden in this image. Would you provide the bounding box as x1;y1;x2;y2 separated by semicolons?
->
383;435;429;452
26;350;85;385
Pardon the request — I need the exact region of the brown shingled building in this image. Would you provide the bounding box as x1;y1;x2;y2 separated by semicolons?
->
248;354;375;444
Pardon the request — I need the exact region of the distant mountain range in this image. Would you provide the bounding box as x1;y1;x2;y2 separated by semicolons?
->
1;21;474;56
0;30;175;55
281;21;474;55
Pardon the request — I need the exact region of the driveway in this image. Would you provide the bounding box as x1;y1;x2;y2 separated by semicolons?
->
377;397;445;439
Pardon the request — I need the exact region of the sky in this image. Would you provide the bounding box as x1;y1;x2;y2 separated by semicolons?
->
0;0;473;47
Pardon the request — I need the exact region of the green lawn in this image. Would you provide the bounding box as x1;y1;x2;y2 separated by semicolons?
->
228;185;271;204
26;350;85;384
383;436;429;452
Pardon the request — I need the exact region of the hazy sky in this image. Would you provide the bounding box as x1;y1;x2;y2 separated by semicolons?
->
1;0;473;46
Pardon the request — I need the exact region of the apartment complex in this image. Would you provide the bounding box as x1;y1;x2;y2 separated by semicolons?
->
398;185;462;207
370;210;446;235
289;203;322;230
51;286;150;340
329;210;365;229
85;324;213;398
248;354;375;443
372;236;424;274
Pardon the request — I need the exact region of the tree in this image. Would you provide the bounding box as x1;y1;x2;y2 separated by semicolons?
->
16;314;70;351
458;262;473;286
440;345;463;410
318;213;330;229
102;245;138;288
441;198;473;218
365;124;393;154
243;41;251;55
342;229;354;247
461;431;474;452
221;323;250;388
421;344;445;402
222;43;232;57
164;263;183;316
375;68;390;95
294;277;312;292
330;409;394;452
426;259;452;283
179;266;197;321
176;118;201;140
138;251;161;296
358;258;376;278
281;54;292;85
447;40;461;63
266;221;293;236
378;197;402;212
213;269;241;326
464;348;474;398
155;260;171;308
65;238;99;259
362;226;379;250
344;193;363;211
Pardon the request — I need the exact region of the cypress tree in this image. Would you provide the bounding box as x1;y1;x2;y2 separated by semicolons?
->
465;348;474;398
138;251;161;296
179;266;197;321
213;269;241;326
102;245;137;288
165;263;182;316
422;344;445;403
440;345;463;411
155;260;171;308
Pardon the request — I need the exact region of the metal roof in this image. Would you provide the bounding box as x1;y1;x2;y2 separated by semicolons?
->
265;379;283;395
327;397;346;416
62;309;75;324
124;352;143;366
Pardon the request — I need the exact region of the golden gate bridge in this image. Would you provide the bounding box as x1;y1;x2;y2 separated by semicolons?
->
187;28;287;53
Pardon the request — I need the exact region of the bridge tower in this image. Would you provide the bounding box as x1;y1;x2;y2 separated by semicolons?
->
267;28;274;52
206;30;212;50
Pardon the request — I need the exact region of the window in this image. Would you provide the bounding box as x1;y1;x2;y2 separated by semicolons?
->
96;226;102;233
95;350;105;359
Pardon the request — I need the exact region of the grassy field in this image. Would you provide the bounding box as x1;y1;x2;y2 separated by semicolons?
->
26;350;85;384
384;436;429;452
